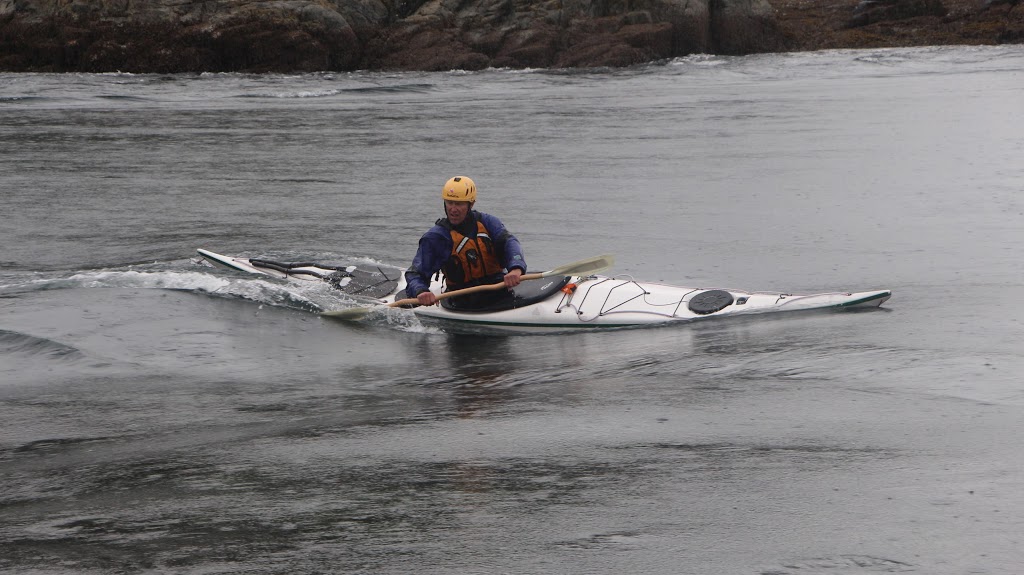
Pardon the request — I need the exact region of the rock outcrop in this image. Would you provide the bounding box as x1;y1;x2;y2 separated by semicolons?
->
0;0;1020;72
775;0;1023;49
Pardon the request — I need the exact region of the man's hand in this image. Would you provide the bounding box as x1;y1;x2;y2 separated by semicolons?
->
504;268;523;288
417;291;438;306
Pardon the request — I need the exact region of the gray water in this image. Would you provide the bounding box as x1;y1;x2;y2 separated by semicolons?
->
2;45;1023;574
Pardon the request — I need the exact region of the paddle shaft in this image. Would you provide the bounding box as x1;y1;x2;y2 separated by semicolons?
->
388;272;548;308
321;253;612;319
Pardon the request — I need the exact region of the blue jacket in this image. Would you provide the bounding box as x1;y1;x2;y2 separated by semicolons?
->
405;211;526;297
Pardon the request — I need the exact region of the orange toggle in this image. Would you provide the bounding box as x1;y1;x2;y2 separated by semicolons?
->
561;283;578;294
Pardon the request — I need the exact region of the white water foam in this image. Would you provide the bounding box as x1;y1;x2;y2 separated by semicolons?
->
8;269;336;313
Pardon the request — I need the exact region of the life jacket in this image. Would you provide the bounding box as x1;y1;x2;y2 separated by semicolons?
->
441;220;504;290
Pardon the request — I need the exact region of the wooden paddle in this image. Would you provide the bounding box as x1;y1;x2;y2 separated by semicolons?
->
322;253;614;321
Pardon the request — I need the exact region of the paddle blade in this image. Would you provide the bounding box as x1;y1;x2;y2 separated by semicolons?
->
321;306;375;321
546;253;615;277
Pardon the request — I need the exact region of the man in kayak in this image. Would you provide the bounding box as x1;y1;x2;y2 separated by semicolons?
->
405;176;527;309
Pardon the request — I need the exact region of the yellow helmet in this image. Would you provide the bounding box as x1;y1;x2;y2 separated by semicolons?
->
441;176;476;202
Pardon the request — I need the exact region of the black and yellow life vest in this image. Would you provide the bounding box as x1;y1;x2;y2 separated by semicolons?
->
442;221;504;290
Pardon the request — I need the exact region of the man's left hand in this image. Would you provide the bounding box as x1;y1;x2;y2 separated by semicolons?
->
504;268;523;288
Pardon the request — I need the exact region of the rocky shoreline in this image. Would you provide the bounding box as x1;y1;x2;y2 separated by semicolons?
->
0;0;1021;73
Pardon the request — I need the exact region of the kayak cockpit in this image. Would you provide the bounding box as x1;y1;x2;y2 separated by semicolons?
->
439;275;573;313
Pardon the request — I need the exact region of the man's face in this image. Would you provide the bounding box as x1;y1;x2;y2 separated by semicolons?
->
445;200;472;226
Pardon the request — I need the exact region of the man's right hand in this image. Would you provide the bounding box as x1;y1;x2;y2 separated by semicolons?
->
417;291;438;306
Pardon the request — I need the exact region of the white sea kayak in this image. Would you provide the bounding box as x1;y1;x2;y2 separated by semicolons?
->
196;248;891;333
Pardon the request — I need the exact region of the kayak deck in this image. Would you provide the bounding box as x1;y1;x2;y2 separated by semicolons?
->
413;274;891;332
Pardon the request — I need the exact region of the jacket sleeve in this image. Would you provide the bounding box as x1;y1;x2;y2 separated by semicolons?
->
404;228;450;296
480;213;527;273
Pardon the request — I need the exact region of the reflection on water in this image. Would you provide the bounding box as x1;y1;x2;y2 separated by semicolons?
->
409;333;525;417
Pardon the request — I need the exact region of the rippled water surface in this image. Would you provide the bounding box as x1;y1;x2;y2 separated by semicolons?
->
2;46;1023;574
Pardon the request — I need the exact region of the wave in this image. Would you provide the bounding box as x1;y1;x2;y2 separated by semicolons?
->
0;330;85;362
2;266;342;314
669;53;727;67
29;269;233;292
95;94;153;102
236;88;345;99
235;82;436;99
341;83;435;94
1;258;448;334
0;95;51;104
